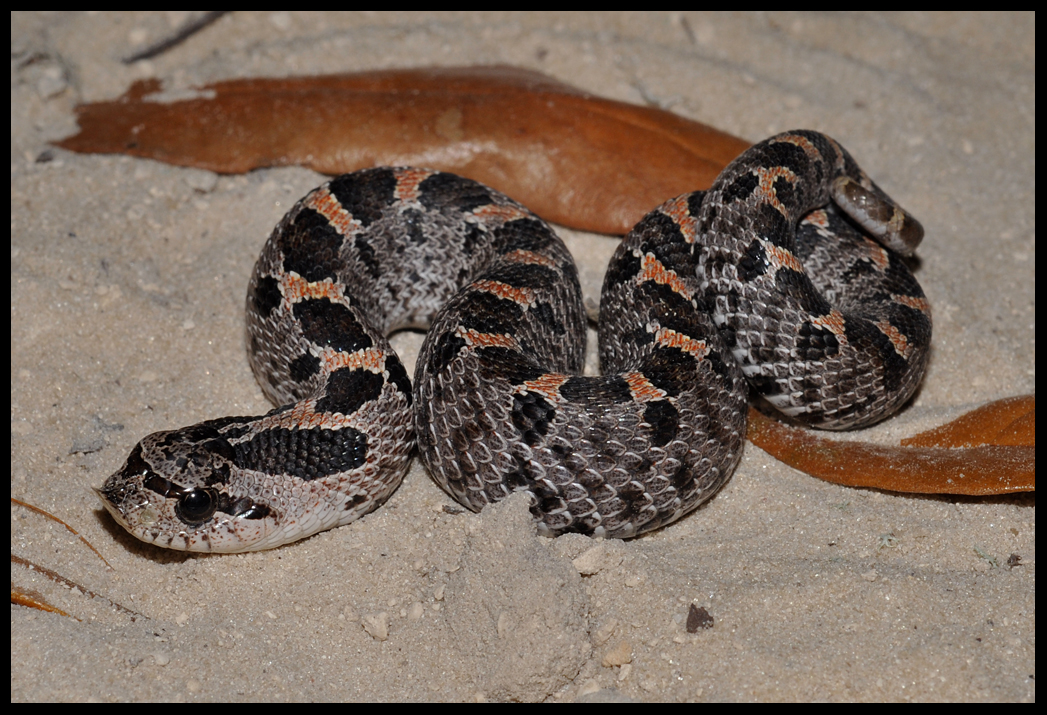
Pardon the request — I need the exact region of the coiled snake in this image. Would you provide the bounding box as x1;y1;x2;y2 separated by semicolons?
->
97;130;931;552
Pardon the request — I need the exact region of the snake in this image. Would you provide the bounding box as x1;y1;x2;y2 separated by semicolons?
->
96;130;932;552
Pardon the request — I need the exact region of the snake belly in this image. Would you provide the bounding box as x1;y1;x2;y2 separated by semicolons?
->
96;130;931;552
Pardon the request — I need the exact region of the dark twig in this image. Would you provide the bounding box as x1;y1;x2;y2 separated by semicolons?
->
122;11;230;64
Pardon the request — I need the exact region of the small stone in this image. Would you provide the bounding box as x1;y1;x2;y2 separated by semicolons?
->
361;612;389;641
602;640;632;667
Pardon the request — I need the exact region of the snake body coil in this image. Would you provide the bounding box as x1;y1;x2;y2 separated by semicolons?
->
97;131;931;552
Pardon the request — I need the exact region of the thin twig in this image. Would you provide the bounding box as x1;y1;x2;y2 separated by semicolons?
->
122;11;230;64
11;498;112;570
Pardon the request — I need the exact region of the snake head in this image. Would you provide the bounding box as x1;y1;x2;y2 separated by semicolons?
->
95;422;277;552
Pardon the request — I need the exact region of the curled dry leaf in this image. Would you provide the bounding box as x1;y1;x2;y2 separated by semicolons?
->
53;65;750;235
746;398;1035;496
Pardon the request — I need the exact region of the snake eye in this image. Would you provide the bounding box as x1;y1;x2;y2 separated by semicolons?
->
175;488;218;525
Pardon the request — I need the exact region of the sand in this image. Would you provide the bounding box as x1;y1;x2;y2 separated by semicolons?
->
11;12;1034;702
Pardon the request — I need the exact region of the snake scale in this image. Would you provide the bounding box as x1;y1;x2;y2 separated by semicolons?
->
97;130;932;552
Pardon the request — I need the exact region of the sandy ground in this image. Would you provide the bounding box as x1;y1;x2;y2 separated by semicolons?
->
11;12;1034;702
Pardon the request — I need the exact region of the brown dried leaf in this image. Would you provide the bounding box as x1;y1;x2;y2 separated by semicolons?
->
53;65;750;235
746;401;1035;496
11;587;77;621
901;394;1034;448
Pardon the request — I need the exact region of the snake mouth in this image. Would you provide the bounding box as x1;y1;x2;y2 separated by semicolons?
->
93;486;132;528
